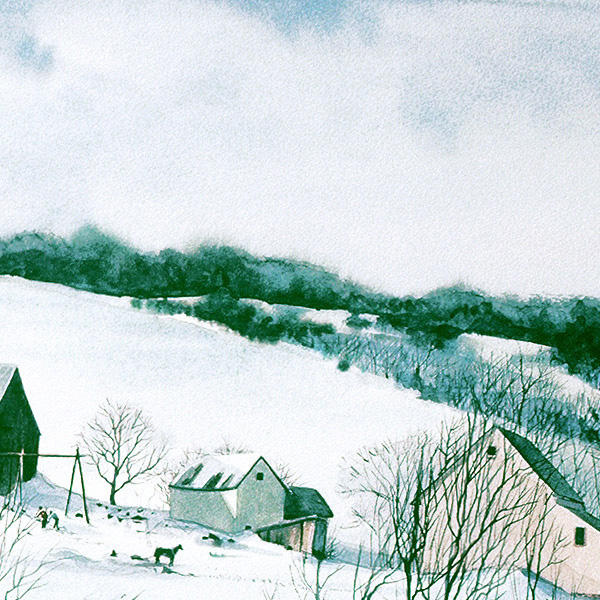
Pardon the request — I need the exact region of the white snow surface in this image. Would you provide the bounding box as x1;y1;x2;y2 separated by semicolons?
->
459;333;600;403
9;475;538;600
0;276;452;530
460;333;552;361
0;277;572;599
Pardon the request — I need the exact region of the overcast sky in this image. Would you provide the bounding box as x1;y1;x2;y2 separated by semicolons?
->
1;0;600;297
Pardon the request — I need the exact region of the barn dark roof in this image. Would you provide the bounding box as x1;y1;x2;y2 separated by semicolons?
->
499;428;600;533
284;486;333;520
500;428;583;505
0;364;40;435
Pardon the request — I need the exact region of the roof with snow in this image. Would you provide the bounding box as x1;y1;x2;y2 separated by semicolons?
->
284;486;333;520
170;453;283;491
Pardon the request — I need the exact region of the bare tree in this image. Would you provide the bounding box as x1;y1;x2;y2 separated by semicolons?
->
289;539;343;600
213;438;253;455
420;415;565;600
274;460;304;488
0;487;49;599
344;414;569;600
342;433;437;600
154;444;207;507
520;484;568;600
79;399;168;505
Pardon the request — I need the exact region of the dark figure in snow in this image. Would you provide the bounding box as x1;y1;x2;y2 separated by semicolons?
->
48;510;59;530
36;507;48;529
154;544;183;566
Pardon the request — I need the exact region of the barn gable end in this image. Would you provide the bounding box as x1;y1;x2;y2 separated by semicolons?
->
169;454;287;533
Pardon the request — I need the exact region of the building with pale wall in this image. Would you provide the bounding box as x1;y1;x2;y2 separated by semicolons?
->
169;453;333;556
423;427;600;595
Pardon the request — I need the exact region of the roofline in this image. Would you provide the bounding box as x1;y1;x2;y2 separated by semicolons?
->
236;456;291;493
0;364;17;400
170;455;290;493
498;426;583;505
287;486;334;519
169;483;239;492
555;497;600;534
255;515;331;532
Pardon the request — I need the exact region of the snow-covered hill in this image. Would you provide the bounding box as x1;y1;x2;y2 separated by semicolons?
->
0;276;578;599
12;474;536;600
0;276;452;529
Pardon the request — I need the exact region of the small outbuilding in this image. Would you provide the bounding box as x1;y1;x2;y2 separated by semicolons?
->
257;486;334;557
170;453;288;533
169;453;334;557
0;365;40;493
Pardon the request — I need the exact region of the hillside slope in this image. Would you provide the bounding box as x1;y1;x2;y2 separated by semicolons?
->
0;276;453;531
3;228;600;382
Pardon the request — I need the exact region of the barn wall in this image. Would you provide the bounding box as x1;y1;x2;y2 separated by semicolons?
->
313;519;328;556
257;519;329;557
170;458;285;533
0;427;19;494
235;458;286;531
169;487;235;531
299;520;314;553
422;431;600;595
541;503;600;594
259;522;302;550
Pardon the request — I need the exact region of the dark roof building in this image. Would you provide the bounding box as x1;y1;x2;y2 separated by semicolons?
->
499;428;584;506
500;427;600;534
284;486;334;520
0;365;40;493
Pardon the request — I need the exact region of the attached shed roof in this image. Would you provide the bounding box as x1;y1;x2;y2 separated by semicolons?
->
284;486;333;520
499;428;583;505
171;453;286;491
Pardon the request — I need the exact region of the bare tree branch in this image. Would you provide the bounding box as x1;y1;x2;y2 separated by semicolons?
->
79;399;168;505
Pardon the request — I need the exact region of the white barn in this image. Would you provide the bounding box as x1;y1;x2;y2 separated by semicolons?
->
423;427;600;595
169;453;288;533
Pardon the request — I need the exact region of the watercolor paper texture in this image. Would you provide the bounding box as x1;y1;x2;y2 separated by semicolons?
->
0;0;599;598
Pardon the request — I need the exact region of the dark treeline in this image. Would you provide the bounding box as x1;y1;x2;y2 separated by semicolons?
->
0;226;380;311
2;227;600;383
142;293;335;345
378;286;600;385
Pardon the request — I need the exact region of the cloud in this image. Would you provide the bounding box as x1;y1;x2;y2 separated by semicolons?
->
0;0;599;296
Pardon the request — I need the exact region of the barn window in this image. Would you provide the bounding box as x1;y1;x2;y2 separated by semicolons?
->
486;446;497;458
575;527;586;546
256;472;264;481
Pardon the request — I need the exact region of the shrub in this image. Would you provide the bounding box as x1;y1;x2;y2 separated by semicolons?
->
337;358;350;372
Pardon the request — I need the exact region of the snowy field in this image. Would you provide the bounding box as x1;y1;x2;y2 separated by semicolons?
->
0;277;453;533
10;475;541;600
0;277;580;599
15;474;373;600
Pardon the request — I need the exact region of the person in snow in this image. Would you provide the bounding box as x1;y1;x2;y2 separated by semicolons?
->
47;510;59;530
36;507;48;529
